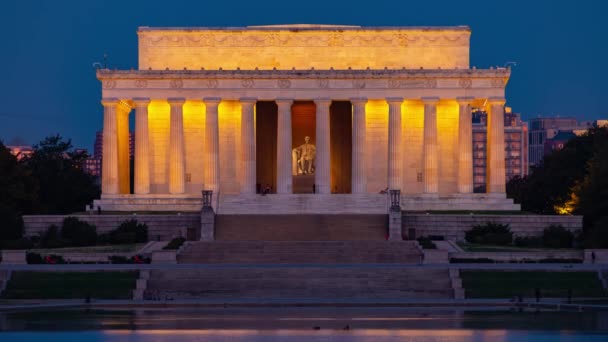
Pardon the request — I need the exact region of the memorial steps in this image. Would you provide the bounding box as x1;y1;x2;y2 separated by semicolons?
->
214;214;388;241
177;241;422;264
144;267;454;300
142;240;455;300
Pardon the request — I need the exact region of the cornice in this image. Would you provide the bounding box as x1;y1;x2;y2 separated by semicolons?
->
97;68;510;80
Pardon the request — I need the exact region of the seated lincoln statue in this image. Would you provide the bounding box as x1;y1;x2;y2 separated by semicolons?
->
292;136;316;175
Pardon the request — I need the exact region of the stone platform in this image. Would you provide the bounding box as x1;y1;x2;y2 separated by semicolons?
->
91;193;520;214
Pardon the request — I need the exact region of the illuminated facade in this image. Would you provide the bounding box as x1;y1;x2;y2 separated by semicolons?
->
94;25;519;212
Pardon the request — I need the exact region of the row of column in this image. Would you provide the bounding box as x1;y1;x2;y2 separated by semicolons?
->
101;96;506;196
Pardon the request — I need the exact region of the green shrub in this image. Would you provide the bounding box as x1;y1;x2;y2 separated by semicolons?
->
514;236;543;247
26;252;43;264
0;205;24;241
542;224;574;248
40;224;67;248
60;217;97;247
109;219;148;244
416;236;437;249
163;237;186;250
582;217;608;248
0;237;34;250
465;222;513;245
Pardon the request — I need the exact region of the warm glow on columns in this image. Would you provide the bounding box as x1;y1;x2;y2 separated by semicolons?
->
116;101;132;194
457;97;474;193
422;97;439;194
133;97;151;194
351;98;368;194
487;97;507;194
203;98;221;194
240;98;257;194
314;98;332;194
276;98;294;194
387;97;403;190
101;98;119;195
168;97;186;194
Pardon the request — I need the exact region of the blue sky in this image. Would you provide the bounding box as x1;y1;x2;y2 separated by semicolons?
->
1;0;607;150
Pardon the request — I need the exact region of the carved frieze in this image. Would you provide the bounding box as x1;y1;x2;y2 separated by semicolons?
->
169;79;183;88
316;79;329;88
241;79;254;88
134;80;148;88
144;31;468;48
491;78;507;88
205;79;219;88
458;78;472;89
102;80;116;89
277;79;291;88
352;79;366;89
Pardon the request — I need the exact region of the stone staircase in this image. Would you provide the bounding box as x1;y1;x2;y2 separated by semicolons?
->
144;266;454;300
215;214;388;241
217;194;388;214
177;241;422;264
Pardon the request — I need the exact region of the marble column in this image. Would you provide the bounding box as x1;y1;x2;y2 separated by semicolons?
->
168;98;186;194
116;101;131;194
276;99;293;194
487;97;507;194
422;97;439;194
133;97;151;195
240;97;257;194
351;98;368;194
101;98;119;195
204;97;221;194
457;97;474;194
387;97;403;191
314;98;331;194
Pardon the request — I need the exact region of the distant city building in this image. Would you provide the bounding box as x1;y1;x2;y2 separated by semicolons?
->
530;117;607;166
472;107;528;192
6;145;33;161
94;131;134;159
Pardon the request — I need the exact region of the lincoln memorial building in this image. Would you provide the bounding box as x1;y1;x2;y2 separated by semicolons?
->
94;25;519;213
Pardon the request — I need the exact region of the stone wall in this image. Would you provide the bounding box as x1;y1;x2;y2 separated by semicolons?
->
23;214;200;241
404;214;583;241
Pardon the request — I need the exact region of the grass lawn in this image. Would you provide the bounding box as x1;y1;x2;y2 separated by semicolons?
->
29;244;146;254
1;271;138;299
461;271;607;298
456;242;578;253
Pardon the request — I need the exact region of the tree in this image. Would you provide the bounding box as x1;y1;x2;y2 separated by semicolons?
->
0;141;37;240
24;135;99;214
507;126;608;215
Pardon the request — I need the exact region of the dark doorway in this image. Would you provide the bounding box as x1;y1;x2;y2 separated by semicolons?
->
330;101;352;193
256;101;277;193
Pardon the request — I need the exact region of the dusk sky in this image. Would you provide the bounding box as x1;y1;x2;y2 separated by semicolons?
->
1;0;607;150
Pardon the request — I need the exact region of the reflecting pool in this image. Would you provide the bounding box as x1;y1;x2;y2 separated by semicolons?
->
1;307;607;341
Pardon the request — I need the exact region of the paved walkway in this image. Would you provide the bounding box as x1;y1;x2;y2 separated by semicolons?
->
2;297;608;312
1;263;608;271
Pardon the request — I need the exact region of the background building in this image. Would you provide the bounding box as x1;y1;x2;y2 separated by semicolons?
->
529;117;607;167
6;145;33;161
472;107;528;192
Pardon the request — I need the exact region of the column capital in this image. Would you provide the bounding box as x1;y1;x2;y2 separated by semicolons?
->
239;97;257;104
132;97;151;106
167;97;186;106
487;97;506;106
314;98;332;106
203;97;222;105
456;97;475;105
350;97;368;105
421;97;440;105
101;98;120;107
386;97;404;104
